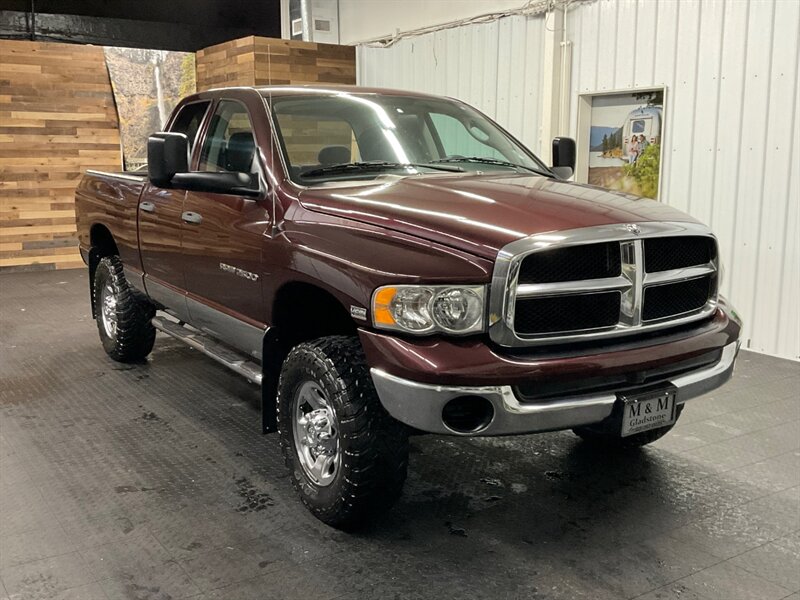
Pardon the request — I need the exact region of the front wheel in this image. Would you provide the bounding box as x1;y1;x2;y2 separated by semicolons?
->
277;336;408;528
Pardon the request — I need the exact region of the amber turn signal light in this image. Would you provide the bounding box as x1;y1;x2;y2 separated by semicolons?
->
373;286;397;326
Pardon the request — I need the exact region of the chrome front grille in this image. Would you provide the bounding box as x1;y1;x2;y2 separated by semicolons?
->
488;223;719;347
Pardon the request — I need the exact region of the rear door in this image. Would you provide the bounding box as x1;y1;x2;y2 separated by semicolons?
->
180;98;270;357
138;100;210;317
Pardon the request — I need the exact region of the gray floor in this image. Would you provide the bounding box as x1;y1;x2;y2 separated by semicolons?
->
0;269;798;600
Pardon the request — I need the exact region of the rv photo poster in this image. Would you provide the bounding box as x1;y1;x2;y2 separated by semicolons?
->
587;90;664;199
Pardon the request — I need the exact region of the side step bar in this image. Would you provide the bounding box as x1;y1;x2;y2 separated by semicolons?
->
152;315;262;385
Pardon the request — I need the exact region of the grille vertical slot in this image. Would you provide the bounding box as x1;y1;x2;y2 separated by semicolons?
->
514;291;621;335
517;242;621;284
644;236;716;272
643;275;715;322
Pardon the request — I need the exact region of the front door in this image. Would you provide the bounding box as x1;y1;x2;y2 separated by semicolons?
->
138;183;189;318
181;99;269;357
138;100;211;320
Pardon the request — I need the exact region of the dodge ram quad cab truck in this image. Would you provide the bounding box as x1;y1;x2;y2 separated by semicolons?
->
75;86;742;528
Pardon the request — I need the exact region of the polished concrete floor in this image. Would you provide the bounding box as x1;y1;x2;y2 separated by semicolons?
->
0;269;798;600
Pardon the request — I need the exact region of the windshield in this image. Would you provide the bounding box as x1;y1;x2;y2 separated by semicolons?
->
267;92;550;184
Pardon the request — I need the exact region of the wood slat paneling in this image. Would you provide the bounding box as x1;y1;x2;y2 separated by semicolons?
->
0;40;122;272
196;36;356;91
2;36;353;272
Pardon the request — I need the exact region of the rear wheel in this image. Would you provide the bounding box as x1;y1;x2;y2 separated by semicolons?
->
94;256;156;362
572;405;684;449
277;335;408;528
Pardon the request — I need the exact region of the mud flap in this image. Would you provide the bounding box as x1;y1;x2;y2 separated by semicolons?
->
261;328;281;434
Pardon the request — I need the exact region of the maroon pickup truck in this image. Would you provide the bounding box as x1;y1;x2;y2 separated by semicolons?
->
75;86;741;527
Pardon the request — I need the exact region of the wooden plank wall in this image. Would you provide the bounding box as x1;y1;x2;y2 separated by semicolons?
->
0;35;354;271
0;40;122;272
196;36;356;91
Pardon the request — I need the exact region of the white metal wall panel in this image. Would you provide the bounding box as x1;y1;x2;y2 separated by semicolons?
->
754;1;799;359
568;0;799;359
357;15;546;153
709;0;749;302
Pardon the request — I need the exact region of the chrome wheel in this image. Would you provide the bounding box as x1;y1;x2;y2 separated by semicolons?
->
100;282;118;338
292;381;340;487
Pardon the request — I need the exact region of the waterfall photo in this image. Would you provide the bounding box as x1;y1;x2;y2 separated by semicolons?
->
103;47;196;170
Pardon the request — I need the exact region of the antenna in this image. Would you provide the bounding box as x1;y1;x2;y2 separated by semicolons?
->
267;42;281;238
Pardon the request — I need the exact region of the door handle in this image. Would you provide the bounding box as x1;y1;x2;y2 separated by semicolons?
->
139;201;155;213
181;211;203;225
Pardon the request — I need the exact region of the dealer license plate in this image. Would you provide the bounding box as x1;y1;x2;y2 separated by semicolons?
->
619;389;677;437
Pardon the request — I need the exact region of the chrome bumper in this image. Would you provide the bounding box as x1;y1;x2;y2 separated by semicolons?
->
370;341;740;436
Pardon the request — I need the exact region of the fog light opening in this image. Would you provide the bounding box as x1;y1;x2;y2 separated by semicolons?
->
442;396;494;434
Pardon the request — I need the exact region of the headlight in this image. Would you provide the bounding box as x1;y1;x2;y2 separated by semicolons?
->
372;285;486;335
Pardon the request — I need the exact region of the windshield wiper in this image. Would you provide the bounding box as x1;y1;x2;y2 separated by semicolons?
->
430;156;553;177
300;160;464;178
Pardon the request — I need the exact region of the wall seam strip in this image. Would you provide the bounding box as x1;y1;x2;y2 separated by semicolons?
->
726;0;752;304
769;1;800;354
707;1;727;238
685;0;703;216
631;0;638;88
746;0;778;345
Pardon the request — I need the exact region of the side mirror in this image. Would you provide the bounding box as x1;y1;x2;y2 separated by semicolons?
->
551;136;576;179
147;132;189;186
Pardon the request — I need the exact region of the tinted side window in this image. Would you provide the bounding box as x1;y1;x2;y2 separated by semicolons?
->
169;101;210;152
199;101;257;173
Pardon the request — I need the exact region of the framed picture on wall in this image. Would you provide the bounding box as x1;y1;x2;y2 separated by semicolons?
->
574;87;666;200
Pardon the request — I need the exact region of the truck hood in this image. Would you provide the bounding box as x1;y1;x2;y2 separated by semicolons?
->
297;173;699;259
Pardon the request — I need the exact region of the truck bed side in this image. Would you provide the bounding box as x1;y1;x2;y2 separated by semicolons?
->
75;170;147;273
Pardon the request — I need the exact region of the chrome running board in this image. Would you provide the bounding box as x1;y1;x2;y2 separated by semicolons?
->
152;314;262;385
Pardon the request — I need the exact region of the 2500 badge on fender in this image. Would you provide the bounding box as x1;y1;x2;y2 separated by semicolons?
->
74;85;741;528
220;262;259;281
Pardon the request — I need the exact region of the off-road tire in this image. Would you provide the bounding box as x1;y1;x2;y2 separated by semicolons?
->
277;336;409;529
93;255;156;362
572;405;684;449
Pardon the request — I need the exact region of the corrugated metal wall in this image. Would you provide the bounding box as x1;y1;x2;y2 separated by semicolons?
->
568;0;799;359
356;0;800;360
357;15;546;154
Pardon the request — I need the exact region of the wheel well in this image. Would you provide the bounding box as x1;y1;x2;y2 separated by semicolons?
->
270;282;357;354
90;224;118;258
260;282;359;433
88;224;119;317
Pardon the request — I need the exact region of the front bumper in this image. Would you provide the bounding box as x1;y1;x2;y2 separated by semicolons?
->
370;341;740;436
